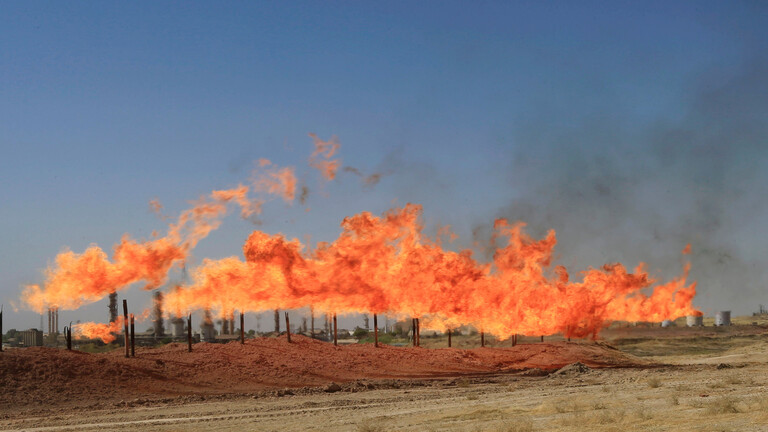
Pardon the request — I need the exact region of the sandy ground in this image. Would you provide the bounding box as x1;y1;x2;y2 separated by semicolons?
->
2;326;768;431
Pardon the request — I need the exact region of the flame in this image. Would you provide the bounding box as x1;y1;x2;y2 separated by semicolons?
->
309;133;341;180
20;136;329;314
163;204;698;339
73;318;123;343
21;132;698;340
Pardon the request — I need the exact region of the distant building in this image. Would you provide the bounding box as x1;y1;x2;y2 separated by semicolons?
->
19;329;43;347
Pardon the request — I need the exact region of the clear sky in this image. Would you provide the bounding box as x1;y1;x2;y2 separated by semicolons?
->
2;1;767;331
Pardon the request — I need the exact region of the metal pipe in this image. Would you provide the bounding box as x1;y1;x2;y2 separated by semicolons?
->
285;312;291;343
373;313;378;348
540;335;544;343
130;313;135;357
481;331;485;348
1;305;4;352
416;318;420;347
333;314;338;346
66;322;72;351
240;312;245;344
447;328;451;348
411;318;416;346
122;299;129;358
310;306;315;339
187;314;192;352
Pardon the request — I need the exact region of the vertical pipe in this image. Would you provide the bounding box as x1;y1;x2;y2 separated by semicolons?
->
481;330;485;348
412;318;416;347
540;335;544;343
373;313;378;348
187;314;192;352
240;312;245;345
447;328;452;348
333;314;338;346
285;312;291;343
122;300;129;358
66;323;72;351
416;318;420;347
512;334;517;347
310;306;315;339
1;305;3;352
130;313;135;357
274;309;280;333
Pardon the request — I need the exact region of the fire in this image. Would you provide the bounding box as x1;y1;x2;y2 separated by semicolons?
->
309;133;341;180
73;318;123;343
21;136;314;314
21;133;699;340
163;204;698;339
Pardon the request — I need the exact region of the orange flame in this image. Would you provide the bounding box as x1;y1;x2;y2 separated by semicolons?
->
20;136;328;314
309;133;341;180
73;318;123;343
163;204;698;339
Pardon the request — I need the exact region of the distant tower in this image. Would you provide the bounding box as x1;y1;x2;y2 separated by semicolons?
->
153;291;165;337
363;314;370;330
108;292;118;323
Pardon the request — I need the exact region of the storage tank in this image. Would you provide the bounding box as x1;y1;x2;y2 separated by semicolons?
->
715;311;731;326
686;315;704;327
171;317;185;337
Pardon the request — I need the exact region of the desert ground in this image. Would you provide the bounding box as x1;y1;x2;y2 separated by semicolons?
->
2;320;768;431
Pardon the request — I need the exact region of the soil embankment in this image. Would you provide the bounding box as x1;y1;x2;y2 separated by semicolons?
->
0;335;648;412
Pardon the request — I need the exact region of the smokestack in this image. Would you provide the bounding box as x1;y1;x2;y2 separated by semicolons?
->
65;322;72;351
130;313;135;357
274;309;280;333
373;314;378;348
153;291;164;337
122;299;129;358
221;315;229;335
285;312;291;343
240;312;245;344
187;314;192;352
333;314;338;346
47;308;51;335
229;312;235;337
310;306;315;339
201;309;215;341
109;292;118;323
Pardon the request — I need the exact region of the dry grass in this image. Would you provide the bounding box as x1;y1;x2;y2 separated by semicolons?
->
495;417;535;432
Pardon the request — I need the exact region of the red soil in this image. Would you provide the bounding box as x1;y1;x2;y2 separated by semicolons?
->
0;335;648;412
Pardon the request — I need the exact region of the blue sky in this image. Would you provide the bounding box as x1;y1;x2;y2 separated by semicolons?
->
2;1;767;331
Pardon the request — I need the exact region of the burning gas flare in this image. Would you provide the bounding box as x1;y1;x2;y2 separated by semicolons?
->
73;318;123;343
21;138;311;314
164;204;698;339
21;133;698;340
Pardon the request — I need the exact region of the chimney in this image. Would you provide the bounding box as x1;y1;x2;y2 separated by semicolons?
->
109;292;118;323
153;291;164;337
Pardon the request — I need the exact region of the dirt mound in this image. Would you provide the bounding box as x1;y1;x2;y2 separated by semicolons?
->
0;336;648;412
